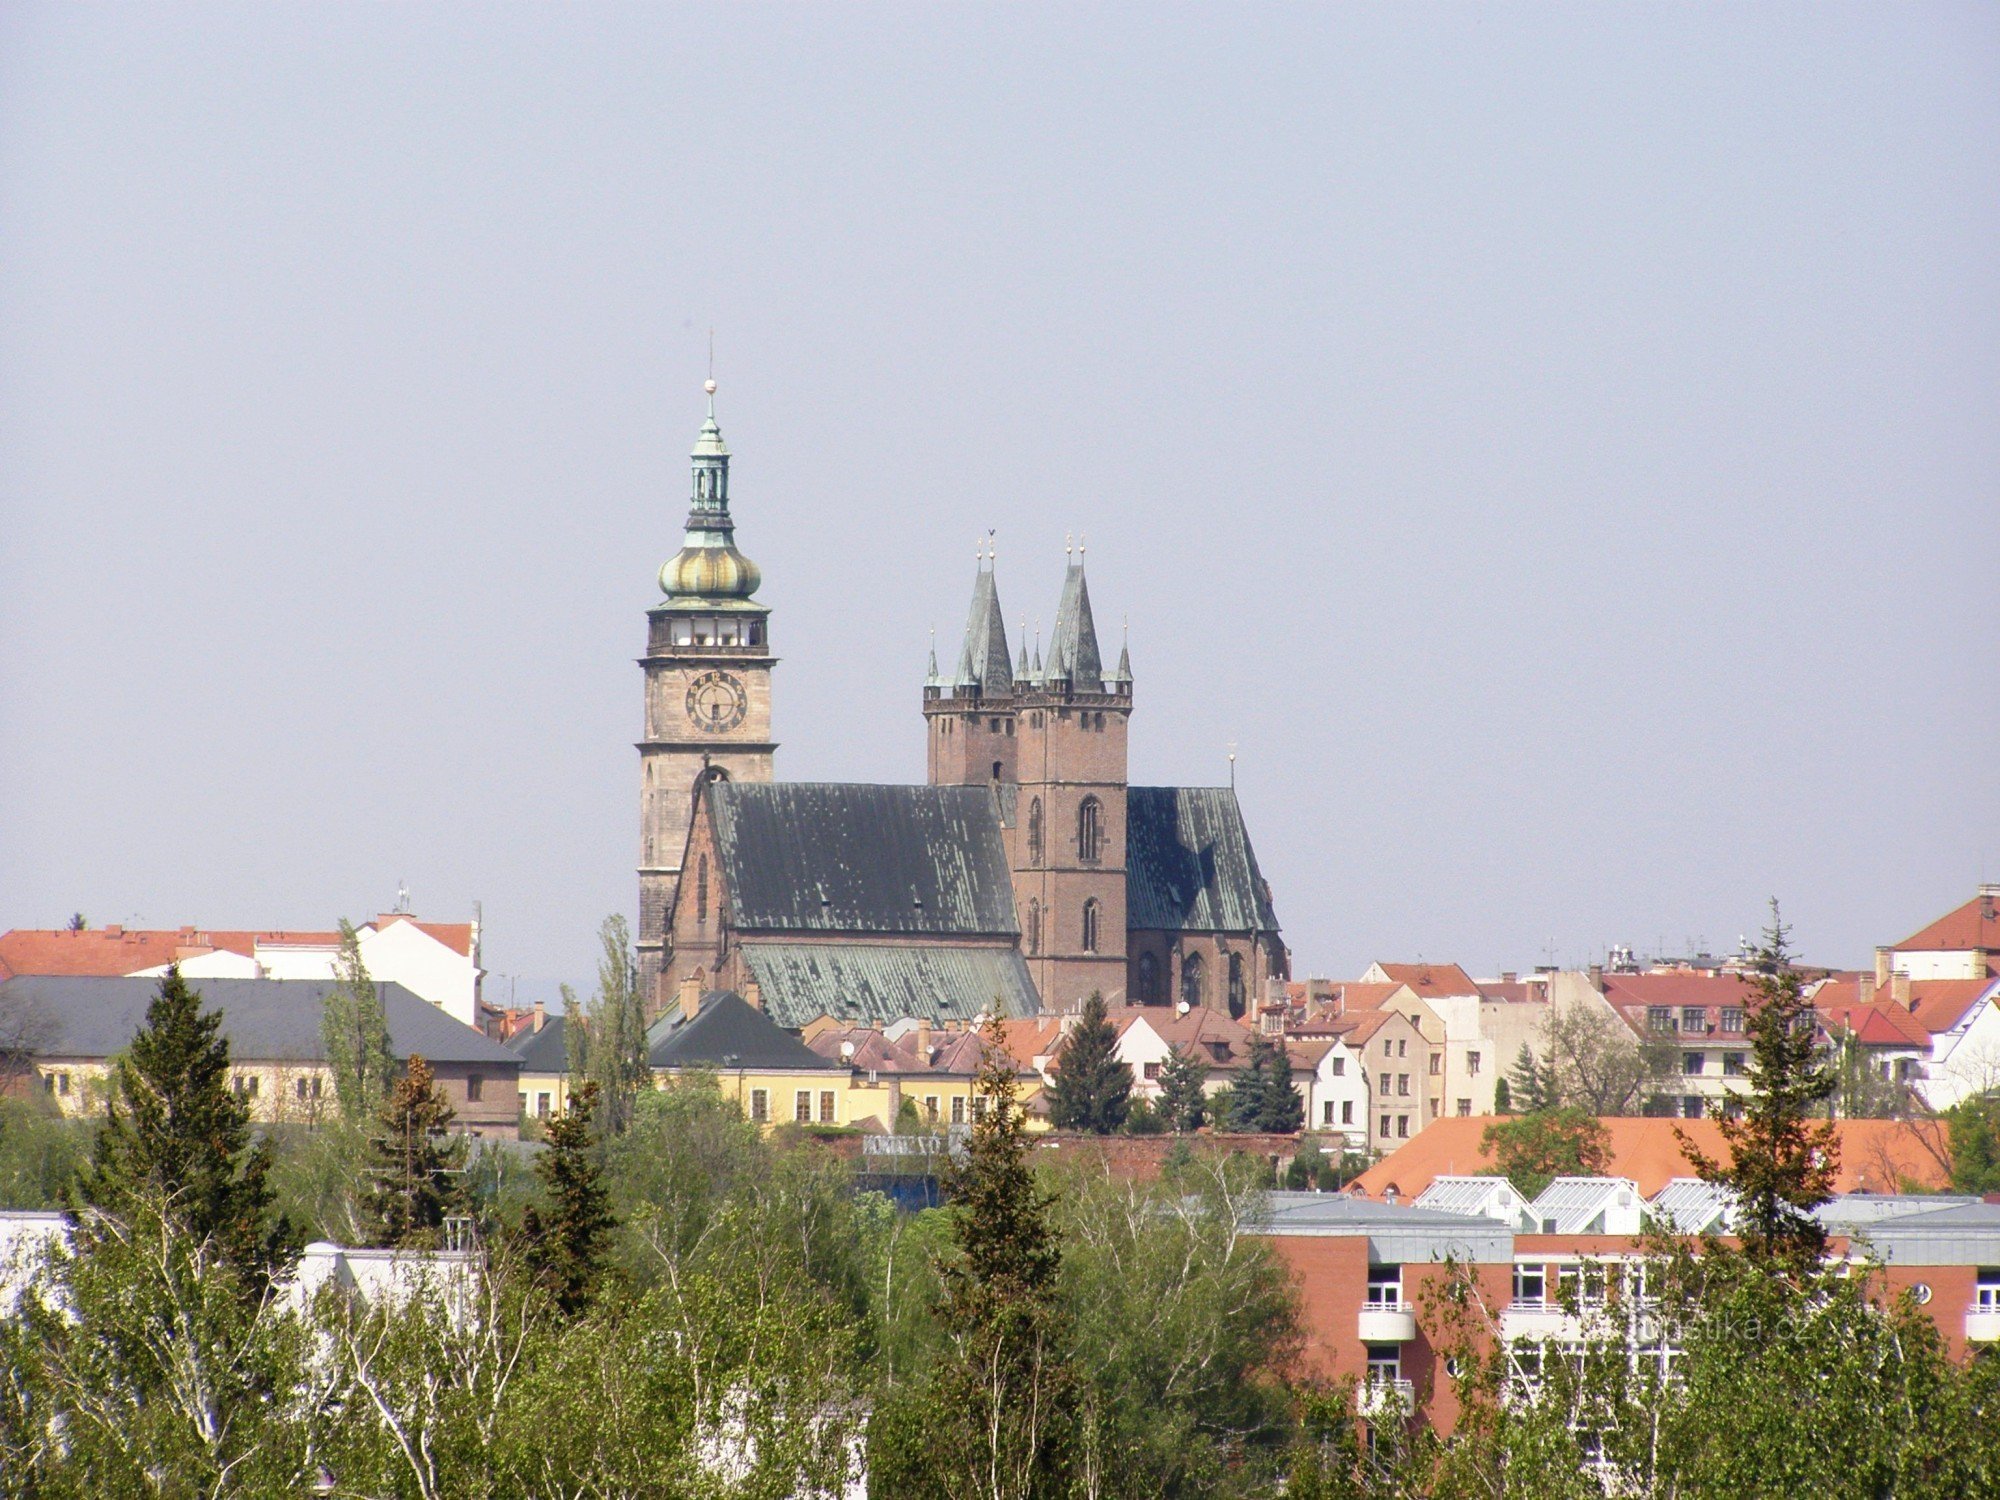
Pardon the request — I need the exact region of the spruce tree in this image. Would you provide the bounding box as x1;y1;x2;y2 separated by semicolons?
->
1155;1045;1210;1133
364;1054;465;1247
1231;1032;1302;1132
928;1019;1076;1496
1506;1042;1554;1113
1680;904;1839;1270
522;1080;615;1314
1047;992;1132;1134
74;965;294;1290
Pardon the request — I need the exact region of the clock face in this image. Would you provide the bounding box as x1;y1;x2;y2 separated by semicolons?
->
685;669;749;734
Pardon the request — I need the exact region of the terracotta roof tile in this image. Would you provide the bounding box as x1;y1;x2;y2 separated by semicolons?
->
1894;889;2000;956
1373;963;1480;998
1351;1116;1950;1200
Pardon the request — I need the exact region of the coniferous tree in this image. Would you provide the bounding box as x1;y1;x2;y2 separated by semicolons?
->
1155;1045;1210;1133
1680;903;1839;1271
522;1081;615;1314
74;965;294;1291
1231;1033;1303;1132
321;919;394;1122
924;1018;1077;1497
1047;992;1132;1134
1505;1042;1555;1113
364;1054;465;1247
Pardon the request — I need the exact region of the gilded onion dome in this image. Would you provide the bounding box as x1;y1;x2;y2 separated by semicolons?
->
659;380;762;600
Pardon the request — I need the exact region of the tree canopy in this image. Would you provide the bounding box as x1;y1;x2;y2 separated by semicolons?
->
1048;992;1133;1134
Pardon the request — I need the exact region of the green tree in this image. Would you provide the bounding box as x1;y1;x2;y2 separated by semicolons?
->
1944;1094;2000;1194
1156;1045;1210;1133
321;919;394;1122
1832;1030;1908;1119
364;1053;465;1248
582;915;651;1135
523;1080;616;1314
1048;991;1132;1133
1231;1033;1305;1133
1505;1041;1556;1114
878;1019;1077;1498
1680;904;1839;1271
74;965;294;1292
1481;1106;1610;1200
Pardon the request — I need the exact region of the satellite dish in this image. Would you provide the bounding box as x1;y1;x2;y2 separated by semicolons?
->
1176;1001;1191;1016
840;1041;855;1060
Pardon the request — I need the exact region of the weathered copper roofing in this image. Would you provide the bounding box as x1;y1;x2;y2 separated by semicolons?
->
708;782;1020;936
740;943;1041;1029
1125;786;1281;934
952;563;1013;694
1045;560;1104;690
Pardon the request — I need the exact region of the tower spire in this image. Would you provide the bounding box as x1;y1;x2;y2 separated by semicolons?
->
1047;543;1104;692
950;536;1013;694
660;377;759;600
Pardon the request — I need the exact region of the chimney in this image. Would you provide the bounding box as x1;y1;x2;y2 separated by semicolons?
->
1874;946;1892;986
532;998;546;1033
1892;971;1912;1011
1501;971;1518;984
678;973;702;1023
1857;975;1876;1007
1587;963;1605;991
916;1019;933;1063
743;978;762;1011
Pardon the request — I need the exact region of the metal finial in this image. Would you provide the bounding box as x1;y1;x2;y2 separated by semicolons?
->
1079;532;1086;559
1227;743;1237;790
1065;531;1073;557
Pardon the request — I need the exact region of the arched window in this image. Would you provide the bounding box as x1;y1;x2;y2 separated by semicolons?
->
696;854;709;925
1077;796;1103;865
1027;798;1044;865
1081;899;1101;954
1027;899;1042;955
1136;952;1160;1003
1181;951;1205;1010
1227;952;1246;1020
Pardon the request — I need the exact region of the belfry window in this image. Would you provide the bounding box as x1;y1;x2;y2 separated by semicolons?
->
1181;951;1206;1010
1027;899;1042;955
1081;899;1101;954
1077;797;1103;865
1227;952;1246;1020
1027;798;1044;864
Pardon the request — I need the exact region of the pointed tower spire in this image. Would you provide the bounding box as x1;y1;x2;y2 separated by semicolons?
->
1016;620;1031;682
926;626;941;688
949;536;1013;696
659;378;760;600
1106;612;1133;691
1047;545;1104;692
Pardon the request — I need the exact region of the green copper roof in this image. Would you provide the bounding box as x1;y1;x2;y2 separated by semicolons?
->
660;380;760;601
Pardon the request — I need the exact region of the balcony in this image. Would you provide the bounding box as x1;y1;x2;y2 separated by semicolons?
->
1499;1299;1579;1340
1967;1306;2000;1343
1356;1378;1415;1417
1356;1302;1418;1342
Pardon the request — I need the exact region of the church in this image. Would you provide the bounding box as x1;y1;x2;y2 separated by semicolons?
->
636;385;1289;1030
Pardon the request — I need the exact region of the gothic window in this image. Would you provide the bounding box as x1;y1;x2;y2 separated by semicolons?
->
1227;952;1246;1019
992;760;1003;781
696;855;709;924
1136;952;1160;1003
1081;899;1101;954
1028;798;1044;864
1027;899;1042;955
1181;951;1206;1010
1077;796;1103;865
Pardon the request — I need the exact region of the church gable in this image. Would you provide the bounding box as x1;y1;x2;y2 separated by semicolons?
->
1126;786;1281;936
708;782;1019;937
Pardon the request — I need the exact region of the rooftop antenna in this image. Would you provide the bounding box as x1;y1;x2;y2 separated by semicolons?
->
395;879;411;915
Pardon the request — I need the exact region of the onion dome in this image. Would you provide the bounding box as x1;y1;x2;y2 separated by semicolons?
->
659;379;762;600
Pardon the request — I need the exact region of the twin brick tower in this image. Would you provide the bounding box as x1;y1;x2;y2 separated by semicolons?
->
636;384;1287;1025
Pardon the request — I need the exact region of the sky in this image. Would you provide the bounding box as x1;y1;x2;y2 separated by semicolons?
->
2;5;1996;997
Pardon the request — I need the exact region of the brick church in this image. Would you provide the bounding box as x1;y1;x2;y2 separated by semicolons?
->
637;386;1289;1029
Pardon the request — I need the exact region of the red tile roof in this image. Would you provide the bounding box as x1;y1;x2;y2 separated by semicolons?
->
1351;1116;1950;1200
1894;889;2000;956
0;917;475;976
1812;980;1935;1048
1373;962;1480;998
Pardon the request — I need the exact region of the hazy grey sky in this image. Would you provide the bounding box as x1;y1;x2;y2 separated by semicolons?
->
3;5;1995;994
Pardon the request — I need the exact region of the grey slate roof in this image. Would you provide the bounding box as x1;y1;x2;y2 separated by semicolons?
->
1126;786;1281;934
0;975;518;1068
646;991;846;1072
1257;1191;1514;1263
708;782;1020;936
740;942;1041;1030
952;565;1013;694
505;1015;569;1074
1849;1200;2000;1266
1046;561;1104;691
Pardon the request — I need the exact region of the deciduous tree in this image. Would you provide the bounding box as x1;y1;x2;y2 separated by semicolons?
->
321;919;395;1122
1481;1106;1610;1199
